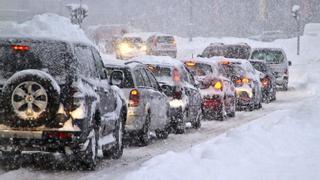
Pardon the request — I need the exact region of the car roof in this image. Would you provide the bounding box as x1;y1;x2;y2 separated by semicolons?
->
0;36;93;48
131;55;183;68
104;59;144;69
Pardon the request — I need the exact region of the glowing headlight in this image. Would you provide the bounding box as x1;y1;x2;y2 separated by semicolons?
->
140;45;147;52
118;43;132;54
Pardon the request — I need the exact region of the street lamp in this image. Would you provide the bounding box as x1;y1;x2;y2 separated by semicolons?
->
292;5;300;55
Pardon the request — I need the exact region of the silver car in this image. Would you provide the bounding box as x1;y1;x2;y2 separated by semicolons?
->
146;35;177;58
105;61;170;146
250;48;292;90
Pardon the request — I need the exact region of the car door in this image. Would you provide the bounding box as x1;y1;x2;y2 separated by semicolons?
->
139;68;164;130
132;68;149;117
183;68;201;122
145;69;168;129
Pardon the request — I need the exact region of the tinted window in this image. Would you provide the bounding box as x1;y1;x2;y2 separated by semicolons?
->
157;36;175;44
186;63;213;77
251;50;285;64
133;70;145;87
91;48;106;79
250;61;267;73
0;40;70;81
146;70;159;90
105;67;134;88
140;69;152;87
74;45;97;78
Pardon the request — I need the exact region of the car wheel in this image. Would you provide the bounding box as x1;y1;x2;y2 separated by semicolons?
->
103;110;125;159
175;110;187;134
2;71;60;128
81;129;98;170
217;104;226;121
139;113;151;146
192;111;202;129
283;82;288;91
155;128;169;139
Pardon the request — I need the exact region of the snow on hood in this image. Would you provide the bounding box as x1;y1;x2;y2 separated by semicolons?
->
0;13;93;45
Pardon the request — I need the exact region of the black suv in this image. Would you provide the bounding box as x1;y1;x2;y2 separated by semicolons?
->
0;37;127;170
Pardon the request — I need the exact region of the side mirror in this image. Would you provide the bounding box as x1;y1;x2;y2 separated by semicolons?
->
288;61;292;66
160;84;173;96
110;70;124;86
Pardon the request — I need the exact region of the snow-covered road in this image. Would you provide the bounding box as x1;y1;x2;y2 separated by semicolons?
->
0;70;314;180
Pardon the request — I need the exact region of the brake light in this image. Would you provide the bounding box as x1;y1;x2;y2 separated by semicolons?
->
172;68;181;83
129;89;140;107
12;45;30;51
185;61;196;67
213;81;223;91
45;132;73;140
234;78;242;85
261;78;269;87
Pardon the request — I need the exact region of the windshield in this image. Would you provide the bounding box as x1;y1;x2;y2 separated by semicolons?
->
0;40;70;82
251;50;284;64
250;61;267;73
157;36;175;44
186;63;214;77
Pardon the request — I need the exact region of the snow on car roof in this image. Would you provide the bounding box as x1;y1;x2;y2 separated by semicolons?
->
104;58;144;69
131;55;184;68
0;13;93;46
252;47;284;51
181;56;225;65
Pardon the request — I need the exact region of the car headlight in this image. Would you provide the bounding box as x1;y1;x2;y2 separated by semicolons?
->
118;43;132;54
140;45;147;52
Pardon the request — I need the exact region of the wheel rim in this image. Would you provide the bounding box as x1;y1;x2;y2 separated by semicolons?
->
11;81;48;120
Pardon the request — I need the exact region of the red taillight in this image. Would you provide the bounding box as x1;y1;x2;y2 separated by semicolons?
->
129;89;140;107
234;78;242;85
12;45;30;51
45;132;73;140
261;78;269;87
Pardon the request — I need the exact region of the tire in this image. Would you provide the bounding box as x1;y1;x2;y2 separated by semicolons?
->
103;110;125;159
2;71;60;128
175;110;187;134
139;113;151;146
80;129;98;170
192;111;202;129
283;82;288;91
216;105;226;121
155;128;169;139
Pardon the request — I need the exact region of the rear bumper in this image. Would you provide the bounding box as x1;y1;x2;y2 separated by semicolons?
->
125;108;146;132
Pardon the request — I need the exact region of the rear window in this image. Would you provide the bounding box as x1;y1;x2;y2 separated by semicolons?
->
105;67;134;88
157;36;175;44
251;50;284;64
250;61;267;73
186;63;214;77
221;64;246;78
0;40;70;82
202;45;251;59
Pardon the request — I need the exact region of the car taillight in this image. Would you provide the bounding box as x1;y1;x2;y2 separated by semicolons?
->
234;78;242;85
261;78;269;87
44;131;74;140
12;45;30;51
213;80;223;91
129;89;140;107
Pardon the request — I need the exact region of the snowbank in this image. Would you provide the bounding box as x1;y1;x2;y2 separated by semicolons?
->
0;13;92;45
